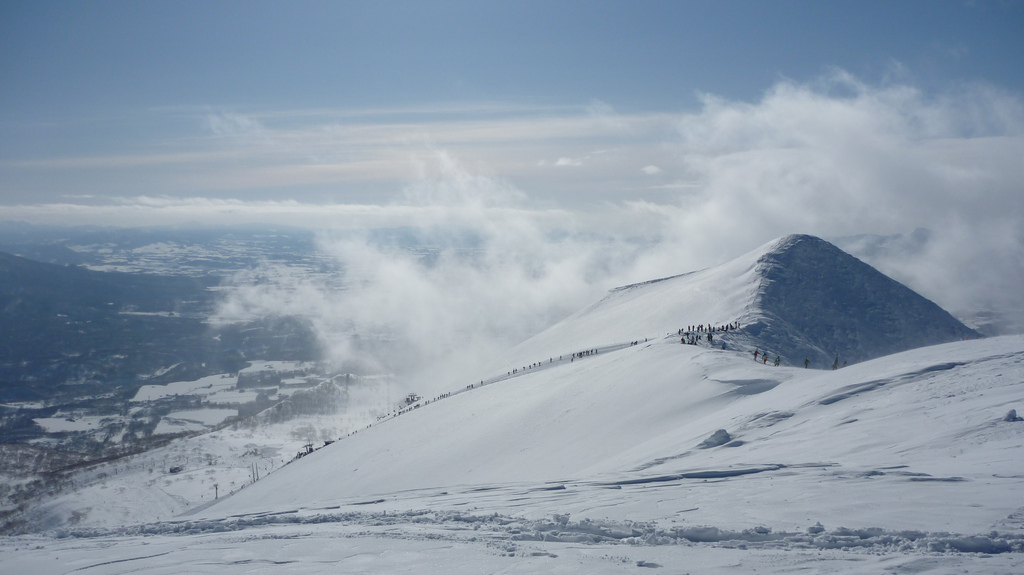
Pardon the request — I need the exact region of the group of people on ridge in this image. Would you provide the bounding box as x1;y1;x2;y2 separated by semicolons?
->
678;322;740;347
753;348;781;366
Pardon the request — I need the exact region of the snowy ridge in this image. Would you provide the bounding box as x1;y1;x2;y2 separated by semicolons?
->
496;238;765;369
499;234;974;371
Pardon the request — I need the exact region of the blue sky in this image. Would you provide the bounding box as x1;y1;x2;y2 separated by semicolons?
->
2;1;1021;214
1;2;1022;253
3;1;1021;116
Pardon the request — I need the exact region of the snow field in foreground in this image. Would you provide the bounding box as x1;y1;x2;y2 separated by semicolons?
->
3;342;1022;575
3;510;1022;575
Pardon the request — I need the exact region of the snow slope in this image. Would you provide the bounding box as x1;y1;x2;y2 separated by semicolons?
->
198;335;1024;536
6;335;1018;574
2;234;1021;573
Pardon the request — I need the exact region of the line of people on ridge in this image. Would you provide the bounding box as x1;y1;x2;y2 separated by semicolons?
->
677;322;740;336
508;348;601;375
751;350;847;369
678;322;740;346
506;337;656;376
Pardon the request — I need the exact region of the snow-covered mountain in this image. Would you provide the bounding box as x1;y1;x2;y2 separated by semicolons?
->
502;234;975;369
750;234;976;365
2;234;1021;574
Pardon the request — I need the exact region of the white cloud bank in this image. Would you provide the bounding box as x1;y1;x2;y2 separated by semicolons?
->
212;152;650;392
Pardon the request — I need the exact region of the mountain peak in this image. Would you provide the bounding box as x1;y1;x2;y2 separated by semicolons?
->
504;234;976;370
759;233;833;259
746;235;976;366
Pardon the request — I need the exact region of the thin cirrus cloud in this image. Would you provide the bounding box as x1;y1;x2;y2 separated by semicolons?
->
1;102;677;202
3;73;1020;238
